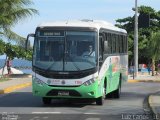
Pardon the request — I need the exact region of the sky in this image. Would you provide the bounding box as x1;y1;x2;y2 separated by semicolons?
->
0;0;160;59
12;0;160;38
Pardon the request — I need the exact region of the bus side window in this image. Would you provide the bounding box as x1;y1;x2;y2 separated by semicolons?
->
111;34;116;53
103;33;108;54
119;35;123;53
99;35;103;61
116;34;119;53
109;33;112;54
99;33;106;67
124;36;128;53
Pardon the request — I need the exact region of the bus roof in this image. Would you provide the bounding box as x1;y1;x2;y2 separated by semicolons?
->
38;19;127;33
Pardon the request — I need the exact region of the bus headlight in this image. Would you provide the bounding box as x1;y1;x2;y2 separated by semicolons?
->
33;77;45;86
83;77;97;86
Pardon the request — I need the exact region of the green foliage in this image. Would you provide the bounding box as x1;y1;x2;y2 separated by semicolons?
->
0;39;32;60
128;34;134;57
115;17;134;32
5;43;32;60
116;5;160;64
150;32;160;60
138;6;155;14
0;0;37;61
0;39;5;55
0;0;38;27
0;0;38;46
0;76;10;82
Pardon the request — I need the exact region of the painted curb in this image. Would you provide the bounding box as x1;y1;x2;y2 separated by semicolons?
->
128;80;140;83
128;80;160;83
7;74;32;78
0;82;32;94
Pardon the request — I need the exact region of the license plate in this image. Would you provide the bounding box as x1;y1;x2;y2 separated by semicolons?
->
58;91;69;96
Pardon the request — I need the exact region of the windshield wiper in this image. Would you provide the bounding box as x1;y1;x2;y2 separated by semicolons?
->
81;57;96;66
66;55;81;71
45;62;57;71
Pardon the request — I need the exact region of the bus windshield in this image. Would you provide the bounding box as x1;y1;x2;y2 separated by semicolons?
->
33;30;97;72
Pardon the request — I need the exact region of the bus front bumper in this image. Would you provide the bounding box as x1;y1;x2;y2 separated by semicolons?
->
32;80;102;99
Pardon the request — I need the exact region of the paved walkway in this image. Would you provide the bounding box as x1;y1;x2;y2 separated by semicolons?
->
128;74;160;83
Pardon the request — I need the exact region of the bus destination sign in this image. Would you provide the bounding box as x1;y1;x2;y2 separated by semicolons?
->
40;30;64;36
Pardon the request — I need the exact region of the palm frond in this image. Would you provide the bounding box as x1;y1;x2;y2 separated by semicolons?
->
0;0;38;47
0;0;38;26
3;28;26;47
8;8;39;25
150;32;160;60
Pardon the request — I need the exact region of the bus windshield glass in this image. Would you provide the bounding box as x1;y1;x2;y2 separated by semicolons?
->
33;30;97;71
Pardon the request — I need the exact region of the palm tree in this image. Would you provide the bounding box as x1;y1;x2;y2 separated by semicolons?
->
0;0;38;45
150;31;160;76
0;0;38;77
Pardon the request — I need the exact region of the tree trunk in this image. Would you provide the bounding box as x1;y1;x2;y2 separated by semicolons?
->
151;58;155;76
1;56;8;78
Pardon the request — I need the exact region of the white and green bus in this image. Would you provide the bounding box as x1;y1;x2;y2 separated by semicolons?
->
26;20;128;105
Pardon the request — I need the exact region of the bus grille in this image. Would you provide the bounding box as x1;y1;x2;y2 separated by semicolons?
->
48;85;80;87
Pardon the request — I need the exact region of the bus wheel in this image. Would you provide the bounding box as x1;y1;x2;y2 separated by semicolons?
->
113;85;121;98
42;97;52;105
112;77;121;98
96;96;103;105
96;84;105;105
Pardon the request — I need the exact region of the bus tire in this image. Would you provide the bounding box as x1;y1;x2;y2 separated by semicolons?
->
104;79;108;99
113;76;121;98
96;96;103;105
96;83;105;105
113;86;120;98
42;97;52;105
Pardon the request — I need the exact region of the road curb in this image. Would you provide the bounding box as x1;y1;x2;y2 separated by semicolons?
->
0;82;32;94
148;95;160;120
6;74;32;78
148;94;160;120
128;79;160;83
148;95;156;114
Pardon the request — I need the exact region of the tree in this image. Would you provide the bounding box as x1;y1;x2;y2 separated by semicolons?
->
0;0;38;77
115;6;160;68
4;43;32;60
149;32;160;76
0;0;38;45
0;39;5;55
0;39;32;76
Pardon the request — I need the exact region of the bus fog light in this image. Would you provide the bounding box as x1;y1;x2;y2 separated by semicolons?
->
34;90;39;94
88;91;94;96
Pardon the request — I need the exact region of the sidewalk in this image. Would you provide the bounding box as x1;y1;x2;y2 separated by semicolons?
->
128;73;160;83
0;75;32;94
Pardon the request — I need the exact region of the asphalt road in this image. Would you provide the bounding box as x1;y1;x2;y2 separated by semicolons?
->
0;82;159;120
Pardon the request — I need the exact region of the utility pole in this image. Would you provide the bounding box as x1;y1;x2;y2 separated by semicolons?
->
134;0;138;77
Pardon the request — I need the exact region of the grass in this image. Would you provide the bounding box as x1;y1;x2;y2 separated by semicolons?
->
0;76;11;82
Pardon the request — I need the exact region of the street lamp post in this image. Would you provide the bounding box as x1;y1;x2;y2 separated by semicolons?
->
134;0;138;77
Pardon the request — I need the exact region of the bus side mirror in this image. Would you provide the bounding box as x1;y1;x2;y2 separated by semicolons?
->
26;33;35;50
104;41;108;52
